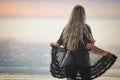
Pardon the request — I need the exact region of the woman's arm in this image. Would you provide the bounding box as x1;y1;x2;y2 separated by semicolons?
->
50;29;64;47
86;43;112;56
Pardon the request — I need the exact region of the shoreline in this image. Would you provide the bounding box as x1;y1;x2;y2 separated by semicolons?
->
0;74;120;80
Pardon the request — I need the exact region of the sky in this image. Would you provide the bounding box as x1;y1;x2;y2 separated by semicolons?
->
0;0;120;18
0;0;120;46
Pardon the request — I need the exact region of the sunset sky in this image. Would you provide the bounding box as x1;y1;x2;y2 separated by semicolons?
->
0;0;120;46
0;0;120;18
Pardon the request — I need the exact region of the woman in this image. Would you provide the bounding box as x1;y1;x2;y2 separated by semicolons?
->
50;5;112;80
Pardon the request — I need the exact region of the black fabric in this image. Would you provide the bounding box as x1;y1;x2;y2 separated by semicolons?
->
56;46;73;67
57;28;64;45
57;25;94;67
50;46;117;79
50;46;66;78
65;65;91;80
57;25;93;46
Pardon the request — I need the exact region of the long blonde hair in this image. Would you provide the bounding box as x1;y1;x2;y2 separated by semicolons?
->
63;5;86;51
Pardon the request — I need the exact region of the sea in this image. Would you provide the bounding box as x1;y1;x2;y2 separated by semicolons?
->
0;18;120;80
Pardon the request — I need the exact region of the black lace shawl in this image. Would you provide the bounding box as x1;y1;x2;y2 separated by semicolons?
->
50;46;117;79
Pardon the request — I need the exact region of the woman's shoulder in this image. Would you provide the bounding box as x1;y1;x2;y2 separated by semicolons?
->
85;24;90;28
85;24;91;31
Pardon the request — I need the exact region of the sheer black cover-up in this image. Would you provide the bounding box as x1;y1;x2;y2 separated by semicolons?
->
50;46;117;79
50;25;117;79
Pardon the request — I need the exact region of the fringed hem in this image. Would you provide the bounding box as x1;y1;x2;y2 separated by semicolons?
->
50;46;117;79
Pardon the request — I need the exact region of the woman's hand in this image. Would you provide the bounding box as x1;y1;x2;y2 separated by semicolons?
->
50;42;60;47
50;42;56;47
103;51;112;57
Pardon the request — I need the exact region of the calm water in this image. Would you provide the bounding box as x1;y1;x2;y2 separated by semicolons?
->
0;18;120;45
0;18;120;80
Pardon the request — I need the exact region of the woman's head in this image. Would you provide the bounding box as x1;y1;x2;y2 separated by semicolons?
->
63;5;86;51
70;5;86;24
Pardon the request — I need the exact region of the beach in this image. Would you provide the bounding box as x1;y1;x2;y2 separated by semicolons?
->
0;74;120;80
